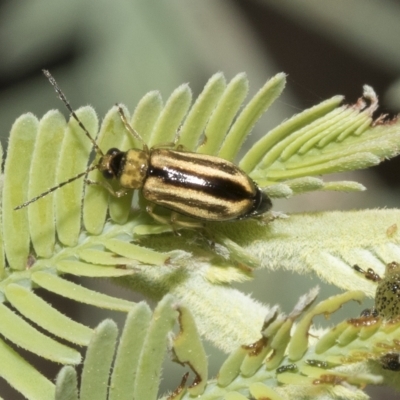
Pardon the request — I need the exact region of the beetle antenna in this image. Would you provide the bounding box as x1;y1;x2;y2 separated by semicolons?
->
42;69;104;156
117;104;148;150
14;164;99;210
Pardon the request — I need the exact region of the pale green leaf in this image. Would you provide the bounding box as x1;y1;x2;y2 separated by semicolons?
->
178;72;226;150
31;271;135;311
80;319;118;400
83;105;127;234
249;382;285;400
28;110;66;258
223;210;400;296
3;113;38;270
239;95;344;172
0;302;80;364
55;106;98;246
77;248;131;265
217;347;248;388
0;338;55;400
99;237;169;265
55;260;136;277
55;366;79;400
218;72;286;161
148;83;192;147
197;73;248;155
5;284;93;345
168;274;269;352
109;303;152;400
224;392;249;400
134;295;178;400
130;91;164;147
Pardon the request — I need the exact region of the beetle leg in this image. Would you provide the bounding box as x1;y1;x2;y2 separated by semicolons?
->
146;204;204;232
151;125;183;150
174;124;182;144
145;204;182;236
170;211;205;229
145;203;171;225
175;144;190;152
85;179;129;198
151;141;177;150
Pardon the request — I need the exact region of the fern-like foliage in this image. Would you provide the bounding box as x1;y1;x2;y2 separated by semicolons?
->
53;289;400;400
1;72;400;399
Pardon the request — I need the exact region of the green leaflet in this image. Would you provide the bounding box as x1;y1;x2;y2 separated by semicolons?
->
55;107;98;247
3;113;38;270
5;284;93;346
197;73;249;155
0;302;81;364
80;320;118;400
31;271;135;311
133;295;178;400
83;105;127;234
0;338;55;400
218;72;286;161
109;304;152;400
28;110;66;258
55;367;78;400
178;72;226;151
148;83;192;147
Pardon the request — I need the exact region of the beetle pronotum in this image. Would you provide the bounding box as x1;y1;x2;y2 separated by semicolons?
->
15;70;272;224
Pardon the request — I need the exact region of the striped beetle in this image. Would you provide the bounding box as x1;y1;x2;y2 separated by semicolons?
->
15;70;272;224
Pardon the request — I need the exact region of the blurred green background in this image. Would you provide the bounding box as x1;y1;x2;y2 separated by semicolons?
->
1;1;400;399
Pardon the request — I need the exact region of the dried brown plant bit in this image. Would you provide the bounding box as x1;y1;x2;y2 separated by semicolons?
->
347;315;380;328
167;372;189;400
242;337;269;357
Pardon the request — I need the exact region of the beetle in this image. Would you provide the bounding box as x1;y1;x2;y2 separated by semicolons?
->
15;70;272;224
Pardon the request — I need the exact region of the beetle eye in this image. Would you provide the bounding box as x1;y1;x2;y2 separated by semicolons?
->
102;169;114;179
100;148;124;180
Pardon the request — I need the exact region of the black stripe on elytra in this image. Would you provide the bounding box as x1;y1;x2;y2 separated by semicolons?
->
148;166;255;202
157;193;230;216
155;150;239;176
